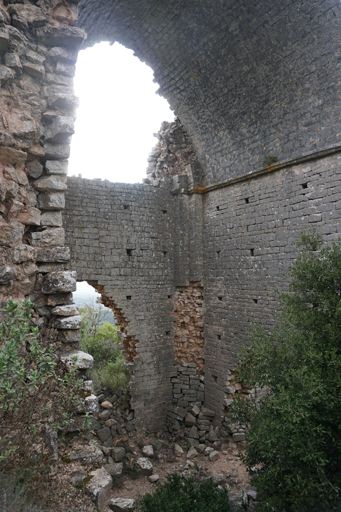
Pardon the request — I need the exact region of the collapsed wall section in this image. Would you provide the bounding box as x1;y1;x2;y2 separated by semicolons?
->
64;177;177;431
203;153;341;422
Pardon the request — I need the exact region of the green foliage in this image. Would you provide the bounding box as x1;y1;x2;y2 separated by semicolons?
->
79;304;130;392
231;231;341;511
139;473;231;512
0;299;85;481
262;155;278;167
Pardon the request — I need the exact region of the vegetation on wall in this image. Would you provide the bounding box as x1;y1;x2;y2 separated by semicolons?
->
232;231;341;511
79;302;130;391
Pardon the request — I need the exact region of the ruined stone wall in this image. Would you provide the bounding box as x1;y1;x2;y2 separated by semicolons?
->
203;153;341;421
64;177;178;431
0;0;99;426
79;0;341;186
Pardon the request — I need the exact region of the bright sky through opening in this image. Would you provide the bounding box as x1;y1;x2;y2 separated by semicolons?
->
69;42;175;184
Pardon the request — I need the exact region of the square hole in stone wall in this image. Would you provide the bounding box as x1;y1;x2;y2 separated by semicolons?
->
302;183;308;189
250;248;254;256
127;249;133;256
245;197;249;204
126;295;132;300
162;210;167;214
216;205;220;211
253;298;258;304
124;205;130;210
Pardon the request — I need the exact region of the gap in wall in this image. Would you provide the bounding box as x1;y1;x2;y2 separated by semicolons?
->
68;42;174;183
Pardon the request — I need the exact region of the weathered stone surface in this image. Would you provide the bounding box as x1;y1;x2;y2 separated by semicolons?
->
209;450;220;462
31;228;65;247
42;270;76;293
34;175;67;192
70;446;103;465
83;394;99;414
109;498;135;511
52;304;79;316
12;245;36;263
44;116;74;143
187;447;198;459
23;61;45;80
8;4;45;27
54;314;82;330
86;467;112;511
4;52;22;71
0;221;24;247
142;445;154;458
57;329;81;343
149;474;159;483
26;160;43;179
0;29;9;53
41;211;63;227
101;400;113;409
70;470;87;487
61;350;93;369
201;408;215;418
0;65;15;82
174;444;184;457
36;246;70;263
112;447;126;463
37;191;65;210
184;413;196;427
232;433;245;442
44;143;70;160
0;147;26;165
17;207;41;226
104;463;123;478
45;160;68;175
46;292;73;306
135;457;153;476
37;25;86;50
99;409;111;421
0;266;16;284
97;427;111;443
49;47;78;64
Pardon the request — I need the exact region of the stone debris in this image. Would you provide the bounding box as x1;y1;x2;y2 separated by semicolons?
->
187;446;198;459
109;498;136;511
148;474;160;483
70;446;103;465
135;457;153;476
86;467;112;511
142;444;154;458
70;470;87;487
209;450;220;462
104;463;123;478
174;444;184;457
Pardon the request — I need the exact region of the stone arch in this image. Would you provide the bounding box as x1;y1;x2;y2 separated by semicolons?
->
77;0;341;187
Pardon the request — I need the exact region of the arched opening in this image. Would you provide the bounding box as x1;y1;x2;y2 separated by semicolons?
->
68;42;174;182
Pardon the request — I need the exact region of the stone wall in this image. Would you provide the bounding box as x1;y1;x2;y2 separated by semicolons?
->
64;177;178;431
203;153;341;420
0;0;98;430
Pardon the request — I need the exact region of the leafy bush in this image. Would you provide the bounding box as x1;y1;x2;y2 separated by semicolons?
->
0;299;85;483
139;473;231;512
231;231;341;511
80;304;130;391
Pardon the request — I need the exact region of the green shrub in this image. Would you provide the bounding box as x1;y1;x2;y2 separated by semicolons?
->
80;317;130;392
139;473;231;512
0;299;85;483
232;231;341;511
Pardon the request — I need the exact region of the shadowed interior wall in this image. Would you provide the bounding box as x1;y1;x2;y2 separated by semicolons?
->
64;177;177;431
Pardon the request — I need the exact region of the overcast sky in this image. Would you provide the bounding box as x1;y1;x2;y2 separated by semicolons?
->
68;42;174;184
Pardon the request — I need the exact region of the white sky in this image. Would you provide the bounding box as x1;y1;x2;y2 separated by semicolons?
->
68;42;175;183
